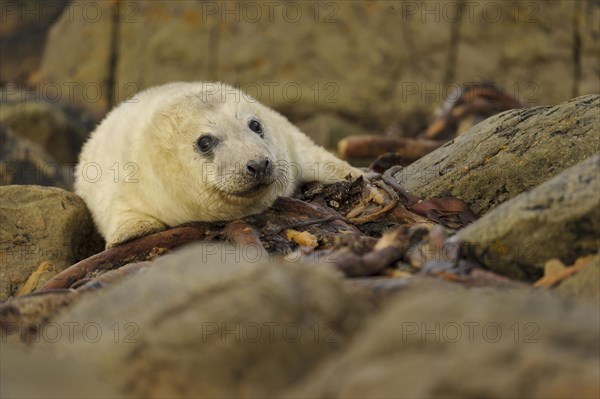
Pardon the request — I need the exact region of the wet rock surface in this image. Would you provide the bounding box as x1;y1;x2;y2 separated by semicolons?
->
394;95;600;215
0;185;103;300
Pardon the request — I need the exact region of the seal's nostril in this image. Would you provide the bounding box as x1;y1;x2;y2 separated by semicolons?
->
247;158;271;178
258;158;269;175
246;162;258;176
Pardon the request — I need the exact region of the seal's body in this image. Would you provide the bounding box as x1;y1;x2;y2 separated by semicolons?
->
75;82;362;246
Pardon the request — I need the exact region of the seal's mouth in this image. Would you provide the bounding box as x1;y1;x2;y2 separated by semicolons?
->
229;180;274;197
212;167;278;198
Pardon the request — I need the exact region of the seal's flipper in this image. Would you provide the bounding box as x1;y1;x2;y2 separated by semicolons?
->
105;213;167;248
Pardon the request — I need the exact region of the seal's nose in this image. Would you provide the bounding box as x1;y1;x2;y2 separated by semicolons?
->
246;158;272;180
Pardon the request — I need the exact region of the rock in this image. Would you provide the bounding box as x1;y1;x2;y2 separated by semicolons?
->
454;154;600;281
556;254;600;302
577;0;600;96
112;1;450;128
0;290;78;345
0;100;89;165
0;186;103;300
0;124;72;189
0;345;118;398
287;285;600;399
394;95;600;215
454;1;582;104
0;0;68;84
38;1;600;130
39;0;116;116
44;243;370;398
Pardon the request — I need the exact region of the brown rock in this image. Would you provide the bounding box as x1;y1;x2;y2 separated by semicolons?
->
39;0;116;116
38;1;599;130
455;1;588;103
0;0;68;84
0;185;103;300
577;1;600;96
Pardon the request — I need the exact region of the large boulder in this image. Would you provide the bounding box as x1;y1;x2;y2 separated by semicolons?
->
287;285;600;398
0;186;103;299
454;154;600;281
394;95;599;215
42;243;370;398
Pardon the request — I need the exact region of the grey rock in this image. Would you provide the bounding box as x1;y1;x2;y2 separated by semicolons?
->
454;154;600;281
286;286;600;399
0;185;103;300
0;345;118;399
46;243;370;398
394;95;600;215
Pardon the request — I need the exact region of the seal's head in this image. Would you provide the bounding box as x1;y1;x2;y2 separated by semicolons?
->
147;83;293;222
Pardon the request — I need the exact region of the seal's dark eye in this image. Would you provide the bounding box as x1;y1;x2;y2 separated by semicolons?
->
248;119;263;136
196;135;217;153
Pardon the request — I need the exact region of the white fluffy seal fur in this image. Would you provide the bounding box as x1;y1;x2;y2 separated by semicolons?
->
75;82;363;246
